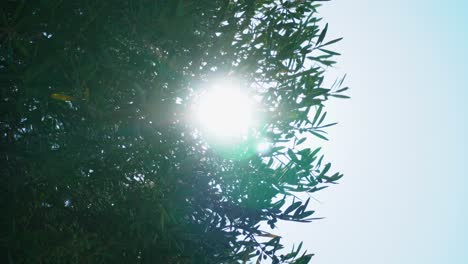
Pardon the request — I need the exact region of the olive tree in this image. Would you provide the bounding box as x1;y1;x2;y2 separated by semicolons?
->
0;0;347;263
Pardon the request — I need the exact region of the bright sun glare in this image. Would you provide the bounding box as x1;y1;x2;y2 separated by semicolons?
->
194;79;257;143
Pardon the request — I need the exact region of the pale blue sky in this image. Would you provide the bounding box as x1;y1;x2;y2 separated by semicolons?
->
277;1;468;263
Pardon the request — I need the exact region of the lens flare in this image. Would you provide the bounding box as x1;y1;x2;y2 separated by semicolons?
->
193;79;257;144
256;141;271;153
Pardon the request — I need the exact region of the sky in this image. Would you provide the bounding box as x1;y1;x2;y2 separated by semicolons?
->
276;1;468;263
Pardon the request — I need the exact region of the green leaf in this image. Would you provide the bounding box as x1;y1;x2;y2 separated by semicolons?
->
309;131;328;141
316;112;327;127
308;186;328;193
294;253;314;264
318;163;331;179
298;211;315;219
271;146;285;152
325;172;343;183
317;122;337;129
302;197;310;209
296;137;306;146
335;87;349;93
319;48;341;56
317;155;324;167
283;201;301;215
296;242;303;255
316;23;328;45
310;147;321;158
331;94;351;99
309;88;330;98
311;106;323;127
338;74;347;87
50;93;76;101
319;37;343;48
287;149;298;162
272;199;285;210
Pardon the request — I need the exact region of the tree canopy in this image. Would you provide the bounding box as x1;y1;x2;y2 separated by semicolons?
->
0;0;348;263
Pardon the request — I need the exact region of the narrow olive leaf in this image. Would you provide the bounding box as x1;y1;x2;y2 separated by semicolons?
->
267;158;274;167
309;131;328;141
316;111;327;127
298;211;315;219
296;137;306;146
272;199;285;210
264;237;281;247
317;155;324;168
301;217;325;222
319;48;341;56
326;172;343;183
257;232;281;238
50;93;76;101
308;186;328;193
287;149;298;162
318;163;331;179
308;88;330;97
311;106;323;126
296;202;310;217
271;146;285;152
318;37;343;48
331;94;350;99
338;73;347;87
321;60;336;66
310;147;321;158
298;148;311;156
296;242;303;255
283;201;301;215
300;98;322;108
291;243;296;256
317;122;338;129
293;205;306;217
335;86;349;93
316;23;328;45
302;197;310;210
330;76;340;89
296;253;314;264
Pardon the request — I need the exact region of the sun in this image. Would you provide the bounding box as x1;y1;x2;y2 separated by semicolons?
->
192;79;258;144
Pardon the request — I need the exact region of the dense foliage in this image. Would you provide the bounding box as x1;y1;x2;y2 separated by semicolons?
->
0;0;348;263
